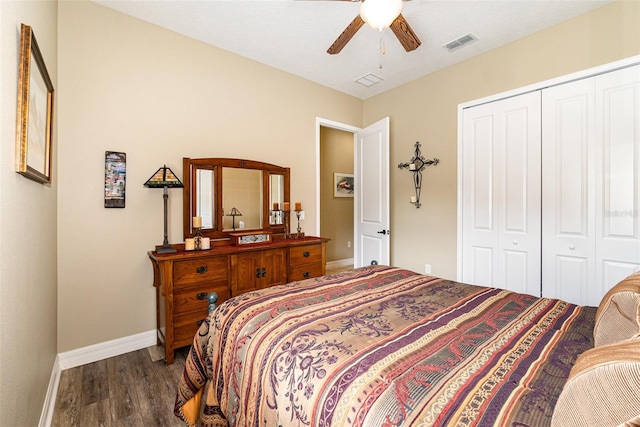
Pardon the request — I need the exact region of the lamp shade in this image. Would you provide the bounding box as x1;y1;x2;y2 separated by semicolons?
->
360;0;403;31
144;165;184;188
227;207;242;217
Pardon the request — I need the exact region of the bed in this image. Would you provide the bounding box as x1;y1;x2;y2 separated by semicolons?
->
174;265;640;427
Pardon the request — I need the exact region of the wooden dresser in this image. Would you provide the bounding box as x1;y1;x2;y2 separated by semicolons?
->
148;236;328;364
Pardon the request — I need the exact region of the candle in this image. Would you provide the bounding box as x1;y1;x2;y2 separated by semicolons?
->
409;163;416;171
283;202;290;211
192;216;202;228
410;196;417;203
201;237;210;250
273;202;279;211
185;238;195;251
295;202;302;211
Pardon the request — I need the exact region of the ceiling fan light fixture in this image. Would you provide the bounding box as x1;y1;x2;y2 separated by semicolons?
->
360;0;403;31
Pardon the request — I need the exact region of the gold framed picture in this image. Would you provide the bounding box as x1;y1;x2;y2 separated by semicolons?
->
15;24;54;184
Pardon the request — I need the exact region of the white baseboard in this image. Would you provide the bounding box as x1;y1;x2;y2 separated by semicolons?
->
58;329;157;370
326;258;354;270
39;330;157;426
38;355;60;427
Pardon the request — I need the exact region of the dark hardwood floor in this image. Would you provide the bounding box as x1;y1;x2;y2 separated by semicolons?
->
52;346;189;427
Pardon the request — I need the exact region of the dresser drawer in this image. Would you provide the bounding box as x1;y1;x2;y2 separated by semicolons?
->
173;284;229;315
173;310;209;348
173;257;228;287
289;263;324;282
289;244;322;267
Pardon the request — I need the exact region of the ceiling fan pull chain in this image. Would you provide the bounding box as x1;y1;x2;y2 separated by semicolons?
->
379;30;385;69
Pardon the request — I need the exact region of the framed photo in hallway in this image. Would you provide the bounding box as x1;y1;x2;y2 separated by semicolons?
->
334;172;354;198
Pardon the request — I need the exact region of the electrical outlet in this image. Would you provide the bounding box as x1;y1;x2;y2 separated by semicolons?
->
424;264;432;274
347;241;352;248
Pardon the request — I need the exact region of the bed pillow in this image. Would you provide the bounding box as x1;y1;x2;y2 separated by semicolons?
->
551;338;640;427
593;270;640;347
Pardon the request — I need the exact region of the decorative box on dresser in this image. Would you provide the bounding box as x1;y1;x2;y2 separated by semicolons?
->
149;236;328;364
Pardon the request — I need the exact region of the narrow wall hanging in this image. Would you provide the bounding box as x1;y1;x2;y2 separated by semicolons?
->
104;151;126;208
398;142;439;208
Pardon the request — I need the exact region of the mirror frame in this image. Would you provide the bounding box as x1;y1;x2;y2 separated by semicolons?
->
183;158;290;241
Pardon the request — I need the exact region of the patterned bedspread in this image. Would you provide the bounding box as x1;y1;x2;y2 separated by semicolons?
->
174;266;595;427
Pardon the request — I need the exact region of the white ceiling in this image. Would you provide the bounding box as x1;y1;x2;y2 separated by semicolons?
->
94;0;613;99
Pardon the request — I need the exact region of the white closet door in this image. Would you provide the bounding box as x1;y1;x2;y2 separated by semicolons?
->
542;65;640;306
595;65;640;297
461;92;541;295
542;78;596;305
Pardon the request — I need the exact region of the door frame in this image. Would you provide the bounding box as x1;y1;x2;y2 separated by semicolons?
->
314;117;360;268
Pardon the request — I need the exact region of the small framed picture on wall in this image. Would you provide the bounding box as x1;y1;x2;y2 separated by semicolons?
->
334;172;354;198
104;151;126;208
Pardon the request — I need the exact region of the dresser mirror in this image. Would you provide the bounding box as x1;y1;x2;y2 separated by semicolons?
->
183;158;290;240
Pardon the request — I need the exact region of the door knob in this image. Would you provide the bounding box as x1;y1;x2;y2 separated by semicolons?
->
377;230;390;235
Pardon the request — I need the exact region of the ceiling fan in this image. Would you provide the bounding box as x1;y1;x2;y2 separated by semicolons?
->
327;0;421;55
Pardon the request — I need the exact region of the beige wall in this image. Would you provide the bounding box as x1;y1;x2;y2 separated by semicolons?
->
57;0;363;352
364;0;640;279
0;1;58;426
320;127;354;262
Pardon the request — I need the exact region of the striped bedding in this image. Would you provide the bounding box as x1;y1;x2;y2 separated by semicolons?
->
174;265;596;427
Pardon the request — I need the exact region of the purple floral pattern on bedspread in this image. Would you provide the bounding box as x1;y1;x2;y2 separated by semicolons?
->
268;326;354;424
175;266;596;427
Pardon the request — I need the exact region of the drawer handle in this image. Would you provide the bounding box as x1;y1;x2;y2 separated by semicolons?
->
303;251;310;257
196;266;208;274
256;268;262;278
197;319;205;326
261;267;267;278
303;271;310;278
196;292;207;300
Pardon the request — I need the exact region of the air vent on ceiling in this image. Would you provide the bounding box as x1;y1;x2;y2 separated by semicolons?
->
355;73;384;88
443;33;478;52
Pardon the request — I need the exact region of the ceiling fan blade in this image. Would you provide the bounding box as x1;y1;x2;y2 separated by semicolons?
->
390;13;421;52
327;15;365;55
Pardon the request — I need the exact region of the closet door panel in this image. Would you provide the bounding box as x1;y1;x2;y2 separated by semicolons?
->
471;247;494;287
553;255;589;304
497;101;541;296
461;92;541;294
595;65;640;302
542;79;595;305
472;116;495;232
462;110;497;286
503;250;528;295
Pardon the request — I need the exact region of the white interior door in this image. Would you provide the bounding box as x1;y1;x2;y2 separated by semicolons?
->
354;117;390;268
460;92;541;296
